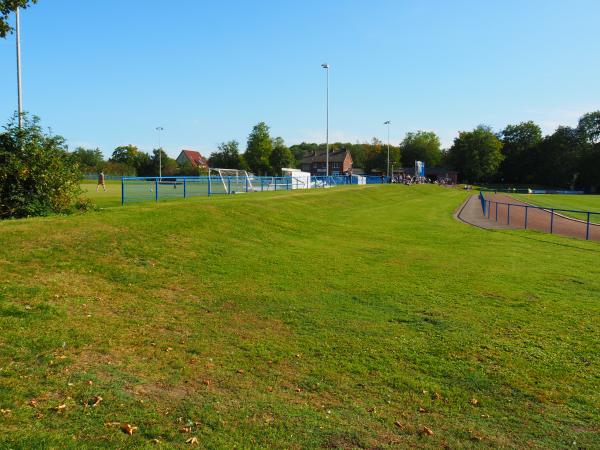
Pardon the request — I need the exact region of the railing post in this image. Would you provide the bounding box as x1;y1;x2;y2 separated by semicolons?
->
586;212;591;240
550;209;554;234
155;178;159;202
228;177;231;194
261;179;264;192
208;175;212;196
487;200;491;218
495;202;498;222
287;178;290;190
524;206;528;229
121;178;125;206
245;177;249;193
507;204;511;225
183;177;187;198
274;177;277;191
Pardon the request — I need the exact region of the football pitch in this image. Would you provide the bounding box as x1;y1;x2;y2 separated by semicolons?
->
0;185;598;448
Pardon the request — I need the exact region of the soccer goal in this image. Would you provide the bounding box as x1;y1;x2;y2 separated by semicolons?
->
209;168;254;194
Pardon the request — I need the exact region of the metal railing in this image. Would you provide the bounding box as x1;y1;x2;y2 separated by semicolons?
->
120;175;352;205
479;192;599;241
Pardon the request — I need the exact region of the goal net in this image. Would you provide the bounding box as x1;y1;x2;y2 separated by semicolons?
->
209;168;254;194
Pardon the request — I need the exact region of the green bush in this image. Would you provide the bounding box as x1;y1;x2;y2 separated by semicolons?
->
0;114;82;218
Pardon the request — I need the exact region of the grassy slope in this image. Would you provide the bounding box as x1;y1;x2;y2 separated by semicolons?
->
512;193;600;223
0;185;598;449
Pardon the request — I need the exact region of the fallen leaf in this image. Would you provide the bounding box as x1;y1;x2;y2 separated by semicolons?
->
28;399;38;408
422;426;434;436
151;438;160;444
267;386;273;392
186;436;199;445
34;412;44;419
166;347;173;352
434;392;442;400
121;423;138;435
104;422;121;427
295;388;302;393
236;369;244;374
91;396;103;407
418;407;427;413
470;398;480;406
180;427;192;433
366;407;375;413
202;380;211;386
52;404;66;412
394;421;404;429
0;409;11;415
86;380;93;386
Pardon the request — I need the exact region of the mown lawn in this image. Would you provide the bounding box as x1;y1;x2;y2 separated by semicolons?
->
81;180;122;209
0;185;598;449
512;193;600;223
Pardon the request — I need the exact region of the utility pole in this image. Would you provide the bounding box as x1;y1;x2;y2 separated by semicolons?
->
321;63;330;176
384;121;391;179
16;7;23;128
155;127;164;179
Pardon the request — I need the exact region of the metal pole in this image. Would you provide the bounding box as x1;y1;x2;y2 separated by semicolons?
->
586;212;590;240
384;121;391;178
525;206;528;229
550;209;554;234
156;127;164;179
322;64;330;176
16;7;23;128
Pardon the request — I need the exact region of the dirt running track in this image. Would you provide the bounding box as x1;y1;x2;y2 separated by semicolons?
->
482;194;600;241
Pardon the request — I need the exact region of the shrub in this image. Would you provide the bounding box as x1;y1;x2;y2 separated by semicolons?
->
0;114;82;218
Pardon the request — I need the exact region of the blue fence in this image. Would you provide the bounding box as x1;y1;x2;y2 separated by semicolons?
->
479;192;599;241
120;175;354;205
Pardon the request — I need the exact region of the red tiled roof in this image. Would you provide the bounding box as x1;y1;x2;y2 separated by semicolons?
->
179;150;208;168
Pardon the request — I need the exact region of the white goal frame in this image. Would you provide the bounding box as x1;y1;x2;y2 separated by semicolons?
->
209;168;254;193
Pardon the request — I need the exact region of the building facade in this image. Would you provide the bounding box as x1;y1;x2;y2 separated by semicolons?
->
300;149;353;176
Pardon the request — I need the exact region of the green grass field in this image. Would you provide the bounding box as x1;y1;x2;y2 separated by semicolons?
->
1;185;599;448
512;193;600;223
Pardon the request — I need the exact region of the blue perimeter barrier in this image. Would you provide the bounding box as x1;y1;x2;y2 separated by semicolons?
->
121;175;357;205
479;191;599;241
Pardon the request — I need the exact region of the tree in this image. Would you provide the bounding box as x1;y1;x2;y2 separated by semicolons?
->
499;121;542;183
208;140;243;169
446;125;504;182
577;111;600;144
269;137;294;176
151;148;177;176
400;131;441;168
1;0;36;38
0;113;82;218
72;147;105;173
289;142;319;168
244;122;272;175
110;145;140;167
532;126;585;188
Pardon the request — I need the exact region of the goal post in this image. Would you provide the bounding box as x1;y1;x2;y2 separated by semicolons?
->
209;168;254;194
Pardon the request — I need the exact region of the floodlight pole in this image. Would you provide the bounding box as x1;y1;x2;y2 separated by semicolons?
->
322;63;330;176
155;126;164;179
384;121;391;178
16;7;23;128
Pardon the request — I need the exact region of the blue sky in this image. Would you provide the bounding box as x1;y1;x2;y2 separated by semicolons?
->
1;0;599;158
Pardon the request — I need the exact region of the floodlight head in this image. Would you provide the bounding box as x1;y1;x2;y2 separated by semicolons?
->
384;121;391;125
156;126;164;131
321;63;329;69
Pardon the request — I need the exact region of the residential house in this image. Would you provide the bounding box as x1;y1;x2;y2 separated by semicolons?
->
300;149;353;175
176;150;209;170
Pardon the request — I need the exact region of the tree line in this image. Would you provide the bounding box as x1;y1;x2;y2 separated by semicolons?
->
445;111;600;191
